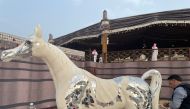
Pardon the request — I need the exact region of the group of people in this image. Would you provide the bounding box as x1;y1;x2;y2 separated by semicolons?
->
92;43;159;63
92;49;102;63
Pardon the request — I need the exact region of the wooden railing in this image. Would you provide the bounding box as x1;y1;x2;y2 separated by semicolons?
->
1;47;189;62
85;47;190;62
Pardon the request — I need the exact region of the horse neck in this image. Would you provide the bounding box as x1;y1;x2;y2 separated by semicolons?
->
39;43;80;86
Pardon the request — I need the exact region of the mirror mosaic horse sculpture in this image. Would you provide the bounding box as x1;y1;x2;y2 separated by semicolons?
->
1;26;162;109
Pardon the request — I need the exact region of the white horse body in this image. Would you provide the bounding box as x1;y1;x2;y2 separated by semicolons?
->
1;26;162;109
39;43;141;109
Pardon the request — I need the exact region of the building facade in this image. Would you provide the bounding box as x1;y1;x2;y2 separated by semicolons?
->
0;32;25;50
53;8;190;62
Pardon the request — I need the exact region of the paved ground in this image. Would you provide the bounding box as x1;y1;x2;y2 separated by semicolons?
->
41;100;170;109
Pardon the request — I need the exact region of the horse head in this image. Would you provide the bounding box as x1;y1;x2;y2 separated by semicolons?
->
1;25;46;62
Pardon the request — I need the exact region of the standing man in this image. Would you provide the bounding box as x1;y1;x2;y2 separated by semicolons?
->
151;43;158;61
165;75;190;109
92;49;98;62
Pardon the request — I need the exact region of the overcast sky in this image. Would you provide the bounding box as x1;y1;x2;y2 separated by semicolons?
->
0;0;190;40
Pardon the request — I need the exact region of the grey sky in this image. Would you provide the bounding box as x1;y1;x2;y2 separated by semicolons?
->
0;0;190;40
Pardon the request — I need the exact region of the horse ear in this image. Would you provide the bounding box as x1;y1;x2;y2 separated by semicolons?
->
34;25;42;39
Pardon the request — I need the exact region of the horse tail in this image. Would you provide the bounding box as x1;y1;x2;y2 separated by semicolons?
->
141;69;162;109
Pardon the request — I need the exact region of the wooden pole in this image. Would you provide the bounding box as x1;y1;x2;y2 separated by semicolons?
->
101;31;108;63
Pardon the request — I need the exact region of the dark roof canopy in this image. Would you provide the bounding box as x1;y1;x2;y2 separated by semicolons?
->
54;8;190;51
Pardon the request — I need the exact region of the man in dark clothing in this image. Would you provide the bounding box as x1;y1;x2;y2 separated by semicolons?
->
165;74;190;109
